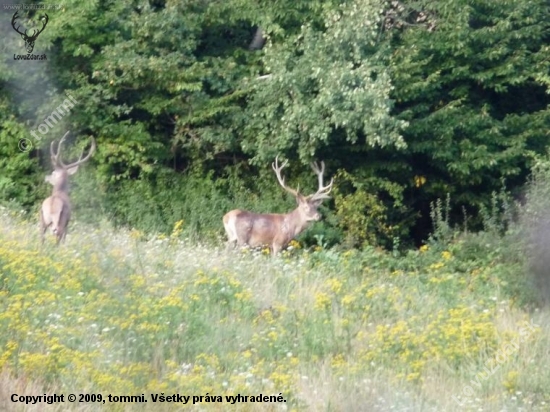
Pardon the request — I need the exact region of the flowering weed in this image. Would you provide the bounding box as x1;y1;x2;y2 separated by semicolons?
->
0;207;548;411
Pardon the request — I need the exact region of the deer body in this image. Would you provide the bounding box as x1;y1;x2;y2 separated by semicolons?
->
223;157;333;255
40;132;95;245
224;209;312;255
40;191;71;242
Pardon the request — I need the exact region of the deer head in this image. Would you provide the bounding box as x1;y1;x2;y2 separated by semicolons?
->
11;12;48;54
271;156;334;223
45;132;96;190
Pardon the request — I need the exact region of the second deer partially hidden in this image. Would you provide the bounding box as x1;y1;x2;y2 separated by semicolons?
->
40;132;96;245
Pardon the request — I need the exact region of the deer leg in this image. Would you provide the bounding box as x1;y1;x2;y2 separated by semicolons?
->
57;222;70;245
272;244;281;256
39;210;49;244
223;221;238;252
56;207;70;246
225;239;237;251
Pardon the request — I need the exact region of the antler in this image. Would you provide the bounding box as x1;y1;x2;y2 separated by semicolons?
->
61;137;96;170
272;156;300;197
29;13;48;40
50;131;70;167
50;132;96;170
11;12;25;36
308;161;333;201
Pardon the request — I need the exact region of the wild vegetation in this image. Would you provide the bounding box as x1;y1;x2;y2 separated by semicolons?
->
1;159;550;411
2;0;550;410
0;212;542;410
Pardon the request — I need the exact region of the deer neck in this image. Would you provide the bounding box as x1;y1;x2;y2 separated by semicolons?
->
286;207;310;237
51;180;69;196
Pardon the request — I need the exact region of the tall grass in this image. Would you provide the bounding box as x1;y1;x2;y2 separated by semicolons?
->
1;204;549;411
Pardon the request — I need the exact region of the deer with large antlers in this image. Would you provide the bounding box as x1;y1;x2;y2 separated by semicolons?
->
40;132;96;245
223;156;334;255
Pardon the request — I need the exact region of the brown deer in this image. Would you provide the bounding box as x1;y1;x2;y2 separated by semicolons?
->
223;156;334;255
40;132;96;245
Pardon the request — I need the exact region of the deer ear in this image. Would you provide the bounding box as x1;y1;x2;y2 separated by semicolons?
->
66;165;79;175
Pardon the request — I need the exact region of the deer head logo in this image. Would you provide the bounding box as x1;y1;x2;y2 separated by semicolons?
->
11;11;49;54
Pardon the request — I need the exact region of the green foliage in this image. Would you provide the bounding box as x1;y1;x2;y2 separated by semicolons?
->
241;0;406;163
428;194;456;246
106;170;229;239
332;169;395;248
423;188;533;306
478;188;516;235
0;97;42;208
389;0;550;237
514;153;550;306
2;0;550;248
69;165;107;224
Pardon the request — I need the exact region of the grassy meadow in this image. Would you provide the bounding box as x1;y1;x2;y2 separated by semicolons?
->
1;206;549;411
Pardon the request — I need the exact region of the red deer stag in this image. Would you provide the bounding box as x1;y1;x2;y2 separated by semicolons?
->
40;132;96;245
223;156;334;255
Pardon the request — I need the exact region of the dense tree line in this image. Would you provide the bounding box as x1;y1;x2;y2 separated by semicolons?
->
1;0;549;247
